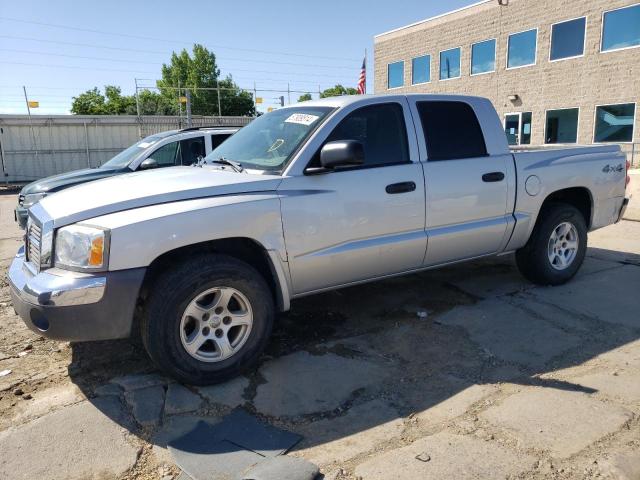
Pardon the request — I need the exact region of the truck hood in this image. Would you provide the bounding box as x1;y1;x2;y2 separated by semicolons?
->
21;167;128;195
37;166;283;227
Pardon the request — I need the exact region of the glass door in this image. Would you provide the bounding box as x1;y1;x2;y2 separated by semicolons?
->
504;112;532;146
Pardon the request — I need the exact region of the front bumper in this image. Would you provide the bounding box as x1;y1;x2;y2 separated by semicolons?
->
15;206;28;229
8;247;146;342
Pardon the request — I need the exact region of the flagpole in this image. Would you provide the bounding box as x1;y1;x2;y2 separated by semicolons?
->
364;48;367;94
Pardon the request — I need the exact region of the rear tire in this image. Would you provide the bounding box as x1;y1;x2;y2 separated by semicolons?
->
515;202;587;286
141;254;274;385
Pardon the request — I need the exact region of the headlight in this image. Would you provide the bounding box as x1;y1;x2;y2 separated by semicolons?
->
54;225;110;271
22;192;47;208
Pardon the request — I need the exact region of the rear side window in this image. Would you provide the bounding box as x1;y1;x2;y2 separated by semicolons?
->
211;133;232;149
417;101;488;161
323;103;409;167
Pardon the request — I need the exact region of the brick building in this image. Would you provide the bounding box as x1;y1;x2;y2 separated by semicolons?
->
374;0;639;150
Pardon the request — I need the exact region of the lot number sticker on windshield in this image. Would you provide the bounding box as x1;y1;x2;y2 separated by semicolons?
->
285;113;319;126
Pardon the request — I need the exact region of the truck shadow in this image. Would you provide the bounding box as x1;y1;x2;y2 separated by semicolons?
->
68;246;639;465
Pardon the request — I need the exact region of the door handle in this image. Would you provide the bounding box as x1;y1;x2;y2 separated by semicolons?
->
482;172;505;182
386;181;416;194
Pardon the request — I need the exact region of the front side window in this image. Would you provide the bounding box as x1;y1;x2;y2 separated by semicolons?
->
388;61;404;88
100;134;164;169
417;101;487;160
551;17;586;60
602;4;640;52
206;106;333;172
471;39;496;74
507;29;537;68
440;48;461;80
545;108;579;144
322;103;409;167
594;104;636;142
412;55;431;84
150;141;181;166
180;136;205;165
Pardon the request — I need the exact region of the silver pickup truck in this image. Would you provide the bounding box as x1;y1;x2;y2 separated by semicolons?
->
9;94;629;385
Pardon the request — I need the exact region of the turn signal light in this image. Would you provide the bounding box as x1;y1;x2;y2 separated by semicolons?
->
89;237;104;267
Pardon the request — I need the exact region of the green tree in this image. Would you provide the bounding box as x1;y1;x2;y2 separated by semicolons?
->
298;93;312;102
71;87;107;114
71;86;177;115
104;86;136;114
320;84;358;98
157;44;254;116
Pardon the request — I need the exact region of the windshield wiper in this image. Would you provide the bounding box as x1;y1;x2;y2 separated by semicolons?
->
205;157;244;173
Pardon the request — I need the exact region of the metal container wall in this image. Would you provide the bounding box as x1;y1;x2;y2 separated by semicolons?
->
0;115;252;184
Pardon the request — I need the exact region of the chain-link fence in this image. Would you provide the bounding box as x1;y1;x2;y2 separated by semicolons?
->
0;114;252;184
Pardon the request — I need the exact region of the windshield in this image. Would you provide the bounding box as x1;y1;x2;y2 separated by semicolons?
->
204;107;333;172
100;135;164;169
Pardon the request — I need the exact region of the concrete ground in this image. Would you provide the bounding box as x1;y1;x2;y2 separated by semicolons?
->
0;179;639;480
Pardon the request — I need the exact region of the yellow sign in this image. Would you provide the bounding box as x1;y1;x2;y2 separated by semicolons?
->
28;101;39;108
267;107;274;112
255;97;263;104
179;96;188;103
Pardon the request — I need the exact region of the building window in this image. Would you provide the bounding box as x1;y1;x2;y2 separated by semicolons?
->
388;61;404;89
412;55;431;84
504;112;532;146
545;108;579;144
550;17;586;60
439;47;461;80
471;39;496;75
594;103;636;143
602;4;640;52
507;29;537;68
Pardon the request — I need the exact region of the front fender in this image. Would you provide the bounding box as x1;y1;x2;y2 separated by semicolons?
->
85;193;287;271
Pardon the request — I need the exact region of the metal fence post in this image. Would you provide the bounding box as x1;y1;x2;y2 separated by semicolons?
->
0;127;8;186
83;122;91;168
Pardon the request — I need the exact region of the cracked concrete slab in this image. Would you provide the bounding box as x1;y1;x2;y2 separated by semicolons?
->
572;369;640;404
111;373;169;391
0;398;138;480
480;387;633;458
152;415;222;466
254;351;387;417
528;265;640;328
164;384;203;415
355;432;536;479
197;375;249;408
294;399;404;465
438;298;581;369
124;385;165;427
415;381;497;427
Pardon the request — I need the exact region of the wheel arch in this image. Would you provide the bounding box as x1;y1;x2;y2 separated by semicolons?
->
539;186;593;228
137;237;290;314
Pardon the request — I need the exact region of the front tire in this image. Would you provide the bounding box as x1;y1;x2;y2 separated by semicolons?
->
141;254;274;385
515;202;587;286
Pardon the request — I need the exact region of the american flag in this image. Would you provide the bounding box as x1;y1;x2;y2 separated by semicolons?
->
357;56;366;95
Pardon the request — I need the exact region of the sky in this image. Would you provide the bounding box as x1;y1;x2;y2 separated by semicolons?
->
0;0;477;114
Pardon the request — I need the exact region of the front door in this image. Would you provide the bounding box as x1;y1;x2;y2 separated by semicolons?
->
413;100;511;266
279;101;426;295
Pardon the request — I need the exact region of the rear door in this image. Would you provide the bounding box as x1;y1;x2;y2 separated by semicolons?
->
411;100;511;265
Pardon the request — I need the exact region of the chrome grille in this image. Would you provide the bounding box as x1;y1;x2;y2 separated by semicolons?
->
26;220;42;268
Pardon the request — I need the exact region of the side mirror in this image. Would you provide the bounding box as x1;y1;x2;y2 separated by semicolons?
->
139;158;159;170
306;140;364;174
